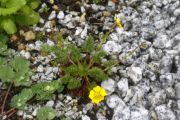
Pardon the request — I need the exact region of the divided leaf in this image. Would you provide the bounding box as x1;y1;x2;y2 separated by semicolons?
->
31;80;64;100
88;67;108;82
10;89;34;110
82;36;94;53
92;50;106;63
68;44;81;63
37;106;57;120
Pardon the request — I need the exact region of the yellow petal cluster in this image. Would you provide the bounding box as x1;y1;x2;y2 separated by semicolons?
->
114;17;123;29
89;86;107;104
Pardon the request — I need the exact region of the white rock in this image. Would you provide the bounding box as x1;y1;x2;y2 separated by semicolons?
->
108;1;115;10
127;67;142;84
96;112;107;120
175;83;180;99
124;89;134;102
57;11;65;19
35;41;43;51
52;67;59;73
113;106;130;120
80;26;88;39
177;100;180;109
103;41;121;54
117;78;129;97
20;50;31;59
47;39;55;46
75;27;83;35
155;104;176;120
46;100;54;107
101;78;116;95
32;108;38;116
150;90;166;107
82;115;90;120
130;106;150;120
37;65;44;72
174;8;180;16
48;11;56;20
106;95;125;109
17;110;24;116
153;34;171;49
109;33;119;42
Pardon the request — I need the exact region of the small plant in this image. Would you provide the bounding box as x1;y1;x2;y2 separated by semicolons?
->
0;35;31;86
0;0;40;34
0;34;32;117
41;33;118;96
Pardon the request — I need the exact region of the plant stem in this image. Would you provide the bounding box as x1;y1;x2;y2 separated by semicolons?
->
1;82;13;114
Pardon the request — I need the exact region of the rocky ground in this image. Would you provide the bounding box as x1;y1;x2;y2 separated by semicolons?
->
1;0;180;120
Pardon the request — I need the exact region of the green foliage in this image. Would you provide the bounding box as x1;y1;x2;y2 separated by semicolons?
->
88;67;108;82
0;0;40;34
82;36;94;53
0;36;31;86
10;80;64;109
37;106;58;120
41;34;118;93
31;80;64;100
10;89;34;110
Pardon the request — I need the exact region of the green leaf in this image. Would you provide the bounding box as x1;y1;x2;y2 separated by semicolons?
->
10;56;31;86
10;89;34;110
1;17;17;34
88;67;108;82
61;74;72;84
60;74;82;89
0;0;26;16
68;44;81;63
103;60;118;69
81;36;94;53
0;36;9;55
92;50;107;63
37;106;57;120
67;78;82;90
31;80;64;100
63;65;79;76
27;0;40;9
0;64;15;82
16;5;40;25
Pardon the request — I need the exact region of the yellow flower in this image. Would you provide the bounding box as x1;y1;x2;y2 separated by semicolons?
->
114;17;123;29
89;86;107;104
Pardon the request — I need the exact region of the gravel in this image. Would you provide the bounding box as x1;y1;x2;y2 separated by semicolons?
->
1;0;179;119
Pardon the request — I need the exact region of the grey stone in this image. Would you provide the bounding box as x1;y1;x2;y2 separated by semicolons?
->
113;106;130;120
37;65;44;72
175;83;180;99
149;90;166;107
82;115;90;120
117;78;129;97
103;41;121;54
101;78;116;95
155;104;176;120
127;67;142;84
57;11;65;19
130;106;150;120
160;56;173;74
149;48;163;60
46;100;54;107
106;95;125;109
174;8;180;16
48;11;56;20
153;34;171;49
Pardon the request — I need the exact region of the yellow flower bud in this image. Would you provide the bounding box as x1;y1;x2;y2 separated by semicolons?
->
114;17;123;29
